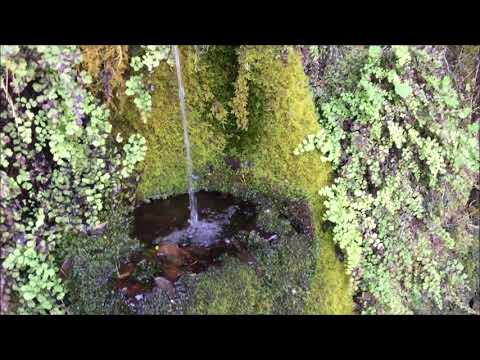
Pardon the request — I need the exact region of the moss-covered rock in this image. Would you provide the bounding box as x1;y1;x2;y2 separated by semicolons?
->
304;216;355;315
185;257;272;315
113;45;355;314
228;46;354;313
254;232;315;314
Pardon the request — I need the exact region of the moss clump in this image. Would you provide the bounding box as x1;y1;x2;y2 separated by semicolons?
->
230;46;331;198
117;46;231;200
80;45;129;106
305;223;355;314
185;257;272;315
254;232;315;314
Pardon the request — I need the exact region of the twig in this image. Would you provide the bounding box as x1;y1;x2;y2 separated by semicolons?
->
1;70;17;119
0;270;5;315
473;54;480;113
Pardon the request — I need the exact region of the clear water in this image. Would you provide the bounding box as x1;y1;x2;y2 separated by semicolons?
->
173;45;198;225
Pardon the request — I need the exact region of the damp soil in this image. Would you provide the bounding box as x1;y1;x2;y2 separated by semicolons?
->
114;191;261;301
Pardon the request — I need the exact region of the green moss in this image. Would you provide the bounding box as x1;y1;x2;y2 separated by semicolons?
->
186;257;271;315
300;198;355;314
117;46;231;200
228;46;354;313
305;229;355;314
230;46;331;198
255;233;315;314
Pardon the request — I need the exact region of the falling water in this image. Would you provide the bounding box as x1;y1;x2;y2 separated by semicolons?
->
173;45;198;225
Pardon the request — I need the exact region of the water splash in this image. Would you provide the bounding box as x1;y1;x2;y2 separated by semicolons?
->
173;45;198;225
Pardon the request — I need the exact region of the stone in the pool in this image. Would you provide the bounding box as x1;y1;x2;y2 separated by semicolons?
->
154;276;175;298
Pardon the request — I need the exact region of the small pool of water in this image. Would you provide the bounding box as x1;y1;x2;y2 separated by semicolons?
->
133;191;257;246
115;191;260;301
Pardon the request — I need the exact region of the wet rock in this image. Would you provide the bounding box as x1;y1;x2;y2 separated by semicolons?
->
155;243;192;267
186;245;212;259
118;281;148;298
154;276;175;298
162;264;184;282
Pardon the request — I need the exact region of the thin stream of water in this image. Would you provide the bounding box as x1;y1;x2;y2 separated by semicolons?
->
173;45;198;225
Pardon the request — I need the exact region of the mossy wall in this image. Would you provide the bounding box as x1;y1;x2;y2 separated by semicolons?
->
230;46;331;198
305;206;355;315
116;47;231;200
191;46;355;314
231;46;354;313
110;45;355;314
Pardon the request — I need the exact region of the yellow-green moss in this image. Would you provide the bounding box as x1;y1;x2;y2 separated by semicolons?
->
117;47;230;199
305;203;355;314
231;46;331;198
227;47;355;314
186;257;272;315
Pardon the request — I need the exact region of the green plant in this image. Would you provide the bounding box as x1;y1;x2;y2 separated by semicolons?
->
64;207;138;315
0;45;146;314
3;245;65;314
125;46;173;122
299;45;479;314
